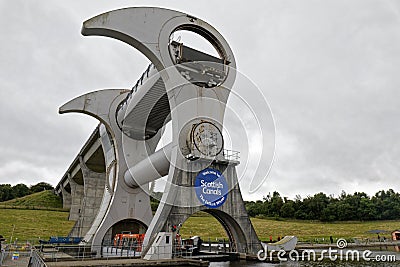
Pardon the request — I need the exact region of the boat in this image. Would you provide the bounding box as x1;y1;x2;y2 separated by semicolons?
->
262;236;298;252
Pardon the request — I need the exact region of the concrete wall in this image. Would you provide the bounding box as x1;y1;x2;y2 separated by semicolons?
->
68;177;84;221
61;187;72;210
69;157;106;237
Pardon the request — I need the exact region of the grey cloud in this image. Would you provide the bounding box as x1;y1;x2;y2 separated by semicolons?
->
1;0;399;200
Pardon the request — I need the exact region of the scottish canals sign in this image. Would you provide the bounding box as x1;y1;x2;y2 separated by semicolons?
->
195;168;228;208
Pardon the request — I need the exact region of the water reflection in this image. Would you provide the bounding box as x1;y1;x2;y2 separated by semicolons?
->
209;247;400;266
210;260;400;266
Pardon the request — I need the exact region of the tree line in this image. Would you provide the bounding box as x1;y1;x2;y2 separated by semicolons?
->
245;189;400;221
0;182;54;202
3;182;400;222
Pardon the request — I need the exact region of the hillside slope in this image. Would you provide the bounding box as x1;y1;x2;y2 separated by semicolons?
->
0;190;63;209
0;209;74;242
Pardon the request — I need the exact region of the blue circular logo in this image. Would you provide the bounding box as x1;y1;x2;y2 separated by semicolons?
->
195;168;228;208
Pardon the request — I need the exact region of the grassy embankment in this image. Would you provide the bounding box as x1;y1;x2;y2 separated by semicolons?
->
0;192;399;243
0;191;74;242
0;190;66;211
0;209;75;242
180;213;400;243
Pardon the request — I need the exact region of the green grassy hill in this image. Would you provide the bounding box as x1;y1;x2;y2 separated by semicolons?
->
0;209;74;242
181;215;400;243
0;191;398;244
0;190;73;242
0;190;64;210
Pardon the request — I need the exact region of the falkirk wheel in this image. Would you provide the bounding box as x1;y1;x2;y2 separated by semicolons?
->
60;7;262;257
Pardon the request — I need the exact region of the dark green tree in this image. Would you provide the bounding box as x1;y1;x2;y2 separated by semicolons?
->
30;182;54;193
269;191;284;216
0;184;14;201
280;200;295;218
242;189;400;221
12;183;30;198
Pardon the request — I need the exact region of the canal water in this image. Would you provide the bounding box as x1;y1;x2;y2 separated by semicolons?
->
211;262;400;267
209;247;400;266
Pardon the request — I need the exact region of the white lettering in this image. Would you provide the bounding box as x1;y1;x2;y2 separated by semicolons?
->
200;179;224;189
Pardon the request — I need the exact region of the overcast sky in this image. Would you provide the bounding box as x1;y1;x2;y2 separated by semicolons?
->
1;0;400;201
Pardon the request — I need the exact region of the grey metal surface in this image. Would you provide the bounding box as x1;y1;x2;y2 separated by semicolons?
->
124;143;172;188
60;89;159;255
58;6;261;258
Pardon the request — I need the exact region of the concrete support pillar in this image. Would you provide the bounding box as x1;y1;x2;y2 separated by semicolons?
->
61;186;72;209
146;161;261;255
69;174;84;221
76;156;106;237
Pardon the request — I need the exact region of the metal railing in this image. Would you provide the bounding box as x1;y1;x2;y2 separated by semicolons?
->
102;244;142;258
222;149;240;161
28;250;47;267
0;242;34;267
25;240;263;265
185;144;240;162
0;248;4;266
31;242;196;260
173;240;194;258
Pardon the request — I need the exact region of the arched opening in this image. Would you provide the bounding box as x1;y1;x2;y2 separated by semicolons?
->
168;28;228;88
178;210;248;254
102;219;147;246
170;29;221;59
205;209;248;253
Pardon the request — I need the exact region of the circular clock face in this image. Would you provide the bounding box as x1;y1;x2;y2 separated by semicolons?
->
191;121;224;157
